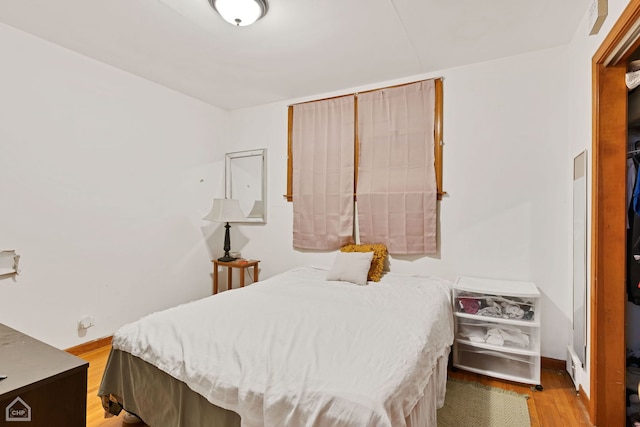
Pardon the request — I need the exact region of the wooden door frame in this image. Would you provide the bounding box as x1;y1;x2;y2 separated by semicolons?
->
592;1;640;425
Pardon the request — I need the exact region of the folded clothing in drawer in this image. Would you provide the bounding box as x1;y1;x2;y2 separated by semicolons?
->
458;323;530;348
456;293;535;321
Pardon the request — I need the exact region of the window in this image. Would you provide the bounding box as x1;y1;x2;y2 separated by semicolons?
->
286;78;444;253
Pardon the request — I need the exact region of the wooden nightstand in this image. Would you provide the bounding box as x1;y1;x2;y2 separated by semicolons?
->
212;259;260;294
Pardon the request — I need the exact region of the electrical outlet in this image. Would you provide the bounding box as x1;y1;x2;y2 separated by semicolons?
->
78;315;94;330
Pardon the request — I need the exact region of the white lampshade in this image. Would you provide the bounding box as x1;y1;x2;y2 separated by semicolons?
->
210;0;268;27
203;199;247;223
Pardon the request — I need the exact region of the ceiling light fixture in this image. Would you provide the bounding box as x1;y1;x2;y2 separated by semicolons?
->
209;0;268;27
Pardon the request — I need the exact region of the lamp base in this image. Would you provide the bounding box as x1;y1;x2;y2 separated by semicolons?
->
218;221;237;263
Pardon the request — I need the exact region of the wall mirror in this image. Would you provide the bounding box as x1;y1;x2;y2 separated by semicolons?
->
572;150;587;366
225;149;267;223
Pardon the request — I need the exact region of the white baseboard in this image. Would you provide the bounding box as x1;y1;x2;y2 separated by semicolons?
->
566;345;582;391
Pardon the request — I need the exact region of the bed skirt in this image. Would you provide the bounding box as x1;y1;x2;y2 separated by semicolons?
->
99;347;450;427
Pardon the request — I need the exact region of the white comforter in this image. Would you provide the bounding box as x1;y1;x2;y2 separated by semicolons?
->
112;266;454;427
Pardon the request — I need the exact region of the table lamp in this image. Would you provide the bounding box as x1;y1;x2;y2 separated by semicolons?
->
203;198;246;262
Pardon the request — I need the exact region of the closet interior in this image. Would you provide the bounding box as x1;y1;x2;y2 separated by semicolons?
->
626;46;640;427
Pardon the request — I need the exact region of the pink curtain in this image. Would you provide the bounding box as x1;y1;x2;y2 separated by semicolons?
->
292;96;355;250
357;80;437;254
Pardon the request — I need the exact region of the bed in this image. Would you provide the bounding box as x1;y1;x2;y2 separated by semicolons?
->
98;264;454;427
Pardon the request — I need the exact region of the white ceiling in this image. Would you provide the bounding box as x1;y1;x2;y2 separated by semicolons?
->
0;0;589;110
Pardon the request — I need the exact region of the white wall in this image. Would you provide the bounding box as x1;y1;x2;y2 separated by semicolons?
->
229;46;573;360
564;0;632;397
0;23;230;349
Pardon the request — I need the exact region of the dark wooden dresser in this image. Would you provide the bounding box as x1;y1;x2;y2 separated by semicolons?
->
0;323;88;426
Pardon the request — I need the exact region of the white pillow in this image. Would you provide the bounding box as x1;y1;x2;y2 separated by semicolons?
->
326;251;374;286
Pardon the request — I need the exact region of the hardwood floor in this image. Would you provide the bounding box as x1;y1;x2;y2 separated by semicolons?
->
78;345;593;427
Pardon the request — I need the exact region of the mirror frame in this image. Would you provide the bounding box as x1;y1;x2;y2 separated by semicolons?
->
572;149;587;367
225;148;267;223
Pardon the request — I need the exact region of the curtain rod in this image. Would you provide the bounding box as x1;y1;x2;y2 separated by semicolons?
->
288;77;444;107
